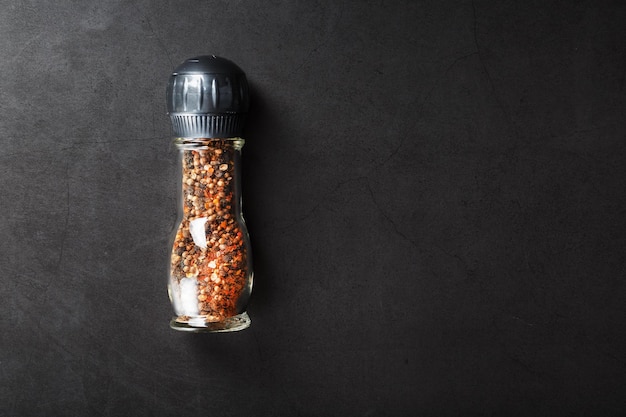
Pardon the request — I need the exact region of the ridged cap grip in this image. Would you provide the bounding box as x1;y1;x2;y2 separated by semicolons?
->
167;56;249;138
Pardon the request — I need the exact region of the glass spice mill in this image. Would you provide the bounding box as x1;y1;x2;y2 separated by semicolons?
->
166;55;253;332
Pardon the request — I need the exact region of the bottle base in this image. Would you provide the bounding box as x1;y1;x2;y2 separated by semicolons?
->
170;311;251;333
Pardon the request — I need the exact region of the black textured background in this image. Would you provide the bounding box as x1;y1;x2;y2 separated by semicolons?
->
1;1;625;416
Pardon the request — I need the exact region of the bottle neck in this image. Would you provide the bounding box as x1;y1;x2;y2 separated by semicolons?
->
177;138;243;221
174;137;245;151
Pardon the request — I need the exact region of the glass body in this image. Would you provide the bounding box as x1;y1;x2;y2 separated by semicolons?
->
168;138;252;332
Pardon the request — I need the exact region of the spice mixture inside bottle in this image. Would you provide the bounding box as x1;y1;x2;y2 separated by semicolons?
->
169;140;251;325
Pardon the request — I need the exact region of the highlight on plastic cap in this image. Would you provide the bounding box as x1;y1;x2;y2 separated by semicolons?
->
167;55;249;138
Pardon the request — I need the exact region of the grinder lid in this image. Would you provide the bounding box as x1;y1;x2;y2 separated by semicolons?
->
166;55;249;138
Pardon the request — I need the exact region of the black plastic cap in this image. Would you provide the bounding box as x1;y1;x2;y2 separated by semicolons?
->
167;56;249;138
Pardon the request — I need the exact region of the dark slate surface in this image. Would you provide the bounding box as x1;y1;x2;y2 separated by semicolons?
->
1;1;625;416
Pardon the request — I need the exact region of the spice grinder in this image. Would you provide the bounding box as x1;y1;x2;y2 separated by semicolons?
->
166;55;253;332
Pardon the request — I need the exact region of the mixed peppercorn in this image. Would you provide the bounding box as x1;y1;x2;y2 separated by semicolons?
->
169;140;250;324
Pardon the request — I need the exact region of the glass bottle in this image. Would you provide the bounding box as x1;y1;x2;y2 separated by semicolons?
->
166;56;252;332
